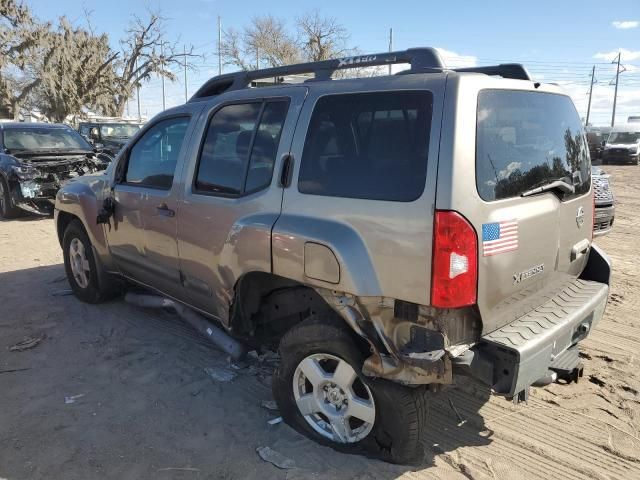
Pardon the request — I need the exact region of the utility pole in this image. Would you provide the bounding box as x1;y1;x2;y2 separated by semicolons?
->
611;52;621;127
586;65;595;127
183;45;188;102
217;16;222;75
160;42;166;111
135;58;141;119
388;27;393;75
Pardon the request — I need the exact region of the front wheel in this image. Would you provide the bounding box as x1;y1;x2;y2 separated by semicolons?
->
273;315;430;464
0;178;21;219
63;219;116;303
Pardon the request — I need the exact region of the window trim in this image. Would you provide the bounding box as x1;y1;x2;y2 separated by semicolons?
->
116;114;191;191
296;89;434;202
192;97;291;199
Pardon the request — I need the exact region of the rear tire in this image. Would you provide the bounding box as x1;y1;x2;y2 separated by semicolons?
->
63;219;117;303
0;177;21;219
273;315;429;464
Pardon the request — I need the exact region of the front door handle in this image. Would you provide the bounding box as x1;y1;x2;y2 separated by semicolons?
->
156;202;175;217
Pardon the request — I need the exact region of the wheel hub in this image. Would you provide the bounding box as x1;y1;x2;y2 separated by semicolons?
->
324;384;347;408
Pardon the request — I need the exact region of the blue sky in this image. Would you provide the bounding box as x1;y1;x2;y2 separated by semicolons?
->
28;0;640;125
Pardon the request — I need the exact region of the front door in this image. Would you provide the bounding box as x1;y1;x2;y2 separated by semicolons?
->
107;114;196;298
176;87;307;323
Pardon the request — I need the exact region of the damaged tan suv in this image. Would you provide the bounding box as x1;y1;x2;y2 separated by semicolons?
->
55;48;611;464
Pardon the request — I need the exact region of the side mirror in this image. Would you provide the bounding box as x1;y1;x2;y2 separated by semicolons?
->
601;141;606;147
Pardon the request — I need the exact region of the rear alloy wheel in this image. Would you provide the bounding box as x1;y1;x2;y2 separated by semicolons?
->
0;178;20;219
293;352;376;444
273;315;430;464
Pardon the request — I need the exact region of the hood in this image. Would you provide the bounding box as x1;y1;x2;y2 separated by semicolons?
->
9;150;93;162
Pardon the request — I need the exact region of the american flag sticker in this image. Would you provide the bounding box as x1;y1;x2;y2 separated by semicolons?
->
482;220;519;256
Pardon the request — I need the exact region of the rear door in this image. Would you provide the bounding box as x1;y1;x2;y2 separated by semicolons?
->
176;87;307;323
440;78;593;334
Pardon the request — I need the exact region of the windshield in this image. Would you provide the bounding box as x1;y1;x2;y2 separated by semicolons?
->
476;90;590;201
607;132;640;144
3;127;91;151
99;124;140;138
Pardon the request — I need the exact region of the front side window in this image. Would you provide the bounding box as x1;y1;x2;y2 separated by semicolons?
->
298;91;433;202
476;90;591;201
124;116;190;189
195;100;288;195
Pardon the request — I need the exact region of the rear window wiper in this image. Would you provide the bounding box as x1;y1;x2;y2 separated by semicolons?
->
521;179;575;198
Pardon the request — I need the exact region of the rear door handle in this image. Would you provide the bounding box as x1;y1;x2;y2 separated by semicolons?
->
156;202;175;217
571;239;590;261
280;153;294;187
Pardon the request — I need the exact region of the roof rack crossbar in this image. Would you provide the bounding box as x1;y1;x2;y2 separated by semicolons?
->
190;47;445;101
453;64;532;81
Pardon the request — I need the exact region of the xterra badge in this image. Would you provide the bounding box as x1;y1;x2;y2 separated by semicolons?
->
513;264;544;284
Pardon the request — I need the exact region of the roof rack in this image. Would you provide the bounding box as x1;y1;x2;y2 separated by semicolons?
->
453;64;532;81
189;47;445;101
189;49;533;101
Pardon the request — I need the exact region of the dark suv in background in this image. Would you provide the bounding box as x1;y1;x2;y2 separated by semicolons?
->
78;120;143;158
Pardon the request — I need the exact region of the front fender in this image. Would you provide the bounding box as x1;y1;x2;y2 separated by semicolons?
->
55;175;110;259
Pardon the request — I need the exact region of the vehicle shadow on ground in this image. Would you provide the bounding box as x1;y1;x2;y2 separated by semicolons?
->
0;213;51;223
0;264;493;479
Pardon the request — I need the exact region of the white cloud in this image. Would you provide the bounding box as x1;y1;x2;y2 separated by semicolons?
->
594;48;640;61
435;48;478;68
612;20;639;29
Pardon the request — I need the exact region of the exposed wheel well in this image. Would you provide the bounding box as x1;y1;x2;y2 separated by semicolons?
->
229;272;369;354
56;211;79;247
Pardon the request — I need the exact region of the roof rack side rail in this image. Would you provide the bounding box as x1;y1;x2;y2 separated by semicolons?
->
453;64;532;81
189;47;445;101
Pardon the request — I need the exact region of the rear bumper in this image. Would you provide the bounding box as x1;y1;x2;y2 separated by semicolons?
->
593;203;615;237
455;246;611;398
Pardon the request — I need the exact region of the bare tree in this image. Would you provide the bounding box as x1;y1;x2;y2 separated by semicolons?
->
296;11;351;62
111;12;198;116
220;12;352;72
221;15;299;71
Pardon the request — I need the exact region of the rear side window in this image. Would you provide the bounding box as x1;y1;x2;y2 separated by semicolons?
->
298;91;433;201
195;100;288;195
476;90;590;201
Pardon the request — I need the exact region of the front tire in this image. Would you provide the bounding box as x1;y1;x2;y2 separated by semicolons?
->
0;177;21;219
273;315;429;464
63;219;116;303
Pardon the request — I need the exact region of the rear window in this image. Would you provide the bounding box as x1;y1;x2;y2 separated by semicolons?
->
298;91;433;202
476;90;590;201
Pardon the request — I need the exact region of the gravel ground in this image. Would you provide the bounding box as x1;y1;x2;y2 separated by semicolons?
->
0;165;639;480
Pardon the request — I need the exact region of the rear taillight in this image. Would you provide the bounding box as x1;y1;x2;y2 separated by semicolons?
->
431;211;478;308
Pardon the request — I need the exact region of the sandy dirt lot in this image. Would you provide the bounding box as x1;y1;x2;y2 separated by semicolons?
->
1;166;639;480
